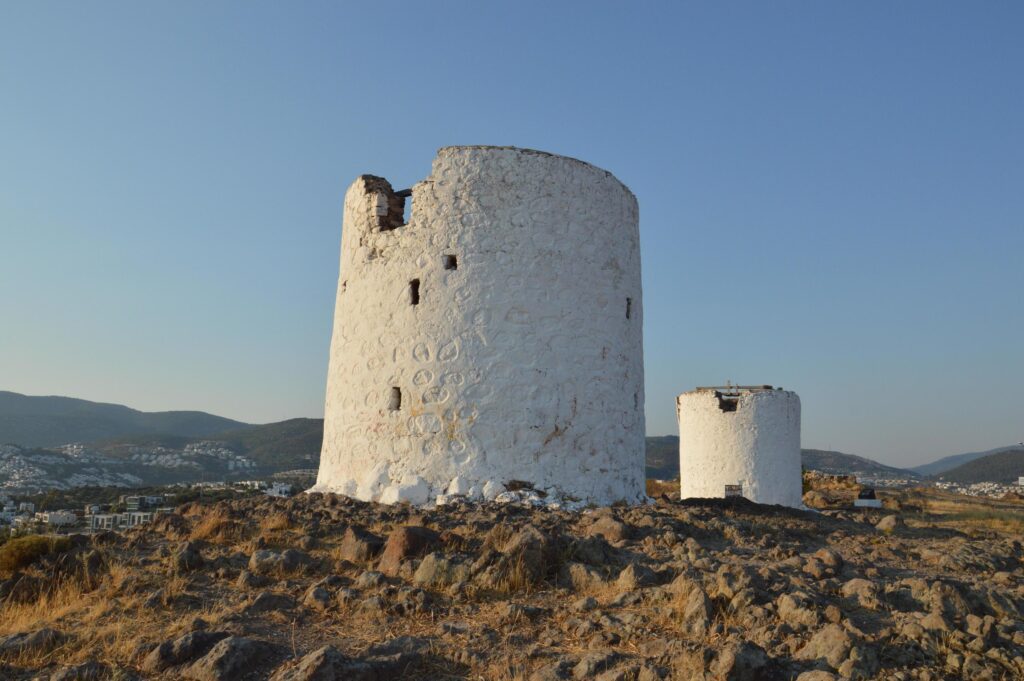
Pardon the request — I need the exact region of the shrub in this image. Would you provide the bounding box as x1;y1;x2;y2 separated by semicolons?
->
0;535;73;576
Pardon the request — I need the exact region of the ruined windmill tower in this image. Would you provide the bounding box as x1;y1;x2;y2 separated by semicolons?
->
312;146;645;506
676;386;802;507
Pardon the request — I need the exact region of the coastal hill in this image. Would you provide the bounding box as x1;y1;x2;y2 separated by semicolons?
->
0;391;246;449
935;447;1024;485
912;444;1024;477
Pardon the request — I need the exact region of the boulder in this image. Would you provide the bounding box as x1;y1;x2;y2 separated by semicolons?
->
709;641;770;681
476;525;555;589
173;542;204;574
268;644;416;681
812;548;844;571
560;562;606;592
795;672;837;681
354;571;387;589
669;575;711;636
412;552;469;588
248;549;310;576
378;527;441;576
795;624;854;670
777;592;821;629
337;527;384;563
573;651;619;679
0;628;64;656
183;636;278;680
586;516;631;543
303;586;332;612
47;661;109;681
142;631;230;672
802;490;829;508
379;476;431;505
616;562;658;592
875;515;902;533
274;636;426;679
920;611;950;632
245;591;297;614
840;578;881;610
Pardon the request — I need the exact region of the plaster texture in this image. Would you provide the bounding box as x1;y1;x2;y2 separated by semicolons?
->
676;388;802;507
312;146;645;506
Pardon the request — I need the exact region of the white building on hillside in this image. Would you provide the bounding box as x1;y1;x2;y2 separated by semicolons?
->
38;510;77;526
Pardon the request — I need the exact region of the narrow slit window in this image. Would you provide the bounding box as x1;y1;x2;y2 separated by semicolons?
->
442;254;458;270
397;189;412;226
388;387;402;411
626;297;632;319
409;279;420;305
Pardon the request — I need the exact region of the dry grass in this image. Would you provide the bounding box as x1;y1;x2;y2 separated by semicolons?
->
646;478;679;499
0;577;89;637
0;572;145;668
189;506;251;545
0;535;73;577
489;552;535;595
899;489;1024;536
0;553;203;671
259;512;293;533
928;510;1024;535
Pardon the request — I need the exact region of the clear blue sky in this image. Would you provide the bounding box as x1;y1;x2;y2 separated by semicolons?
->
2;2;1021;468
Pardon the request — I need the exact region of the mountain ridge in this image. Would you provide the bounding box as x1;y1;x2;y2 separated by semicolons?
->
933;447;1024;484
911;444;1024;477
0;391;249;448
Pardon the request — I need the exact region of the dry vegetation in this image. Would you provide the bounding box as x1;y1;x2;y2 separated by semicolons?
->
0;486;1022;680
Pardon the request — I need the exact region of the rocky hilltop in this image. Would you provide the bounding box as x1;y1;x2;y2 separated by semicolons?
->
1;493;1022;680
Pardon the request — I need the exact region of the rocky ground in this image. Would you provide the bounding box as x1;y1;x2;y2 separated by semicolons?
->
1;490;1022;680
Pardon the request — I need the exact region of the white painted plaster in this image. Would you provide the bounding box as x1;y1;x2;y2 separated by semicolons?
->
676;388;802;507
311;146;645;506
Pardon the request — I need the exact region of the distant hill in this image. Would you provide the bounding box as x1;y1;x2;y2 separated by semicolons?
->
1;418;325;492
206;418;323;470
644;436;915;481
89;418;324;475
912;445;1024;477
800;449;917;479
935;448;1024;484
0;391;248;448
3;389;993;490
645;436;679;479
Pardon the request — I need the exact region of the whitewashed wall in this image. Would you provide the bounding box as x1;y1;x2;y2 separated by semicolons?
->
676;389;802;507
312;146;645;506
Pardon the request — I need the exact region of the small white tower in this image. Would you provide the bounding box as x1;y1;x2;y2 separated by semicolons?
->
676;385;802;507
312;146;645;506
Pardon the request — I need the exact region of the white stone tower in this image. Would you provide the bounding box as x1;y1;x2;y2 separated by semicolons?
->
676;386;801;507
312;146;645;506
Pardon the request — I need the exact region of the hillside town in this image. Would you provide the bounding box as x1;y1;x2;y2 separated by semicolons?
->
933;479;1024;499
0;441;259;492
0;480;293;537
